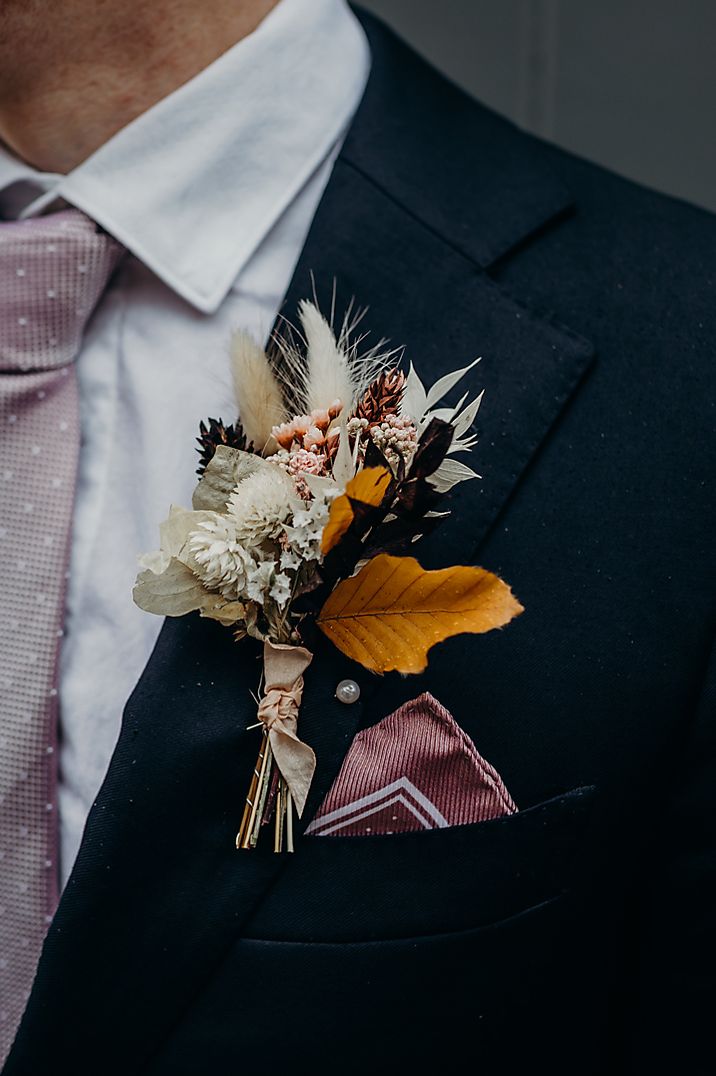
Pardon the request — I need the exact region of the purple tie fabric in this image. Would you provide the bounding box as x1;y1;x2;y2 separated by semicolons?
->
306;692;517;837
0;209;123;1060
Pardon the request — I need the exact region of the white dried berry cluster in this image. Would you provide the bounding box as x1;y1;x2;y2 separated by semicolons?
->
369;414;418;468
346;416;369;438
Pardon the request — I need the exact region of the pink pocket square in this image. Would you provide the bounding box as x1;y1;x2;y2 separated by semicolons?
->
306;692;517;837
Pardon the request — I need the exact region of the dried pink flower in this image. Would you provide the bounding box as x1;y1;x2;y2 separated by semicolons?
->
272;401;343;452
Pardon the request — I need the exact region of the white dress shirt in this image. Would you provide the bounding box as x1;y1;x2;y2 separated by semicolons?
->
0;0;370;884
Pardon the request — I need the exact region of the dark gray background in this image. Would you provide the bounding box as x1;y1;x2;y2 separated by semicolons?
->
359;0;715;213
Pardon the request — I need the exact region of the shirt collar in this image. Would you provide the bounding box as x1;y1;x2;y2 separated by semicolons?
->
0;0;370;313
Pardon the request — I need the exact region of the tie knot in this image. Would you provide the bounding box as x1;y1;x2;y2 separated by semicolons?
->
0;209;123;372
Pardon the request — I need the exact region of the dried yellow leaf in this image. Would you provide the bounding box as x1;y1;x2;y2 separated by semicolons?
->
316;553;523;674
321;466;392;555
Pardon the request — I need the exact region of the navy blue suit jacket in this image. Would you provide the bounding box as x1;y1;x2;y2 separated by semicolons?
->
5;11;715;1075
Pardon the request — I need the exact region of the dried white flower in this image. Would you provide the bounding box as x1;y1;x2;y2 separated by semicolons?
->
188;515;256;600
284;488;335;563
279;548;302;572
226;466;300;549
269;571;293;605
245;559;276;604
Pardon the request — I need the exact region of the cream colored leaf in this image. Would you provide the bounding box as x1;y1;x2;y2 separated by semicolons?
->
428;406;460;423
192;445;269;511
137;549;171;574
331;416;355;487
159;505;215;557
424;357;481;411
316;553;523;674
302;472;338;499
133;555;248;627
428;458;480;492
200;598;249;627
133;557;211;617
400;362;427;422
452;390;484;440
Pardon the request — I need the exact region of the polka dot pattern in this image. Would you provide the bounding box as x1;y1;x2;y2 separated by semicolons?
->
0;209;123;1061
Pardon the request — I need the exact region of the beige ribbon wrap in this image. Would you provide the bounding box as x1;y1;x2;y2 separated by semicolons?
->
257;641;315;817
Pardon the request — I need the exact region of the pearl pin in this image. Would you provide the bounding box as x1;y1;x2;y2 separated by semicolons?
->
335;679;360;705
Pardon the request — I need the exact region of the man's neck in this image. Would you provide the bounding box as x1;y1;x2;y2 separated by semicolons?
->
0;0;279;174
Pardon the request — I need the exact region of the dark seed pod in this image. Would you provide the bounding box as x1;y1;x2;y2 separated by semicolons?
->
195;417;253;476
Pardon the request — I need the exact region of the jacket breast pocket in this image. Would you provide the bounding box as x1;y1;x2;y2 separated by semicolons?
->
149;786;601;1076
243;785;597;943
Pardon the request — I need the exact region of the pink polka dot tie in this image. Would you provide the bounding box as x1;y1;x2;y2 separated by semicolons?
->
0;209;123;1060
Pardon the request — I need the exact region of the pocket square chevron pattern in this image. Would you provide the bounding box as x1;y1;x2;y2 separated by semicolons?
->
306;693;517;837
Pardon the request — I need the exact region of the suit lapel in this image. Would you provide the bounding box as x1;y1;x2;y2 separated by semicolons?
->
6;16;595;1075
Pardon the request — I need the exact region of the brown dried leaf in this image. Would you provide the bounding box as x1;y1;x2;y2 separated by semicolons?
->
316;553;523;673
321;466;392;555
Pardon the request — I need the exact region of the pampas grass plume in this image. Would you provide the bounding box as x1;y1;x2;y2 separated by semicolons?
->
230;331;287;454
300;300;356;414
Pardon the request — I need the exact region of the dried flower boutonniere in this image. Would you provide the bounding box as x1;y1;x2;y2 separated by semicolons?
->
133;301;523;852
